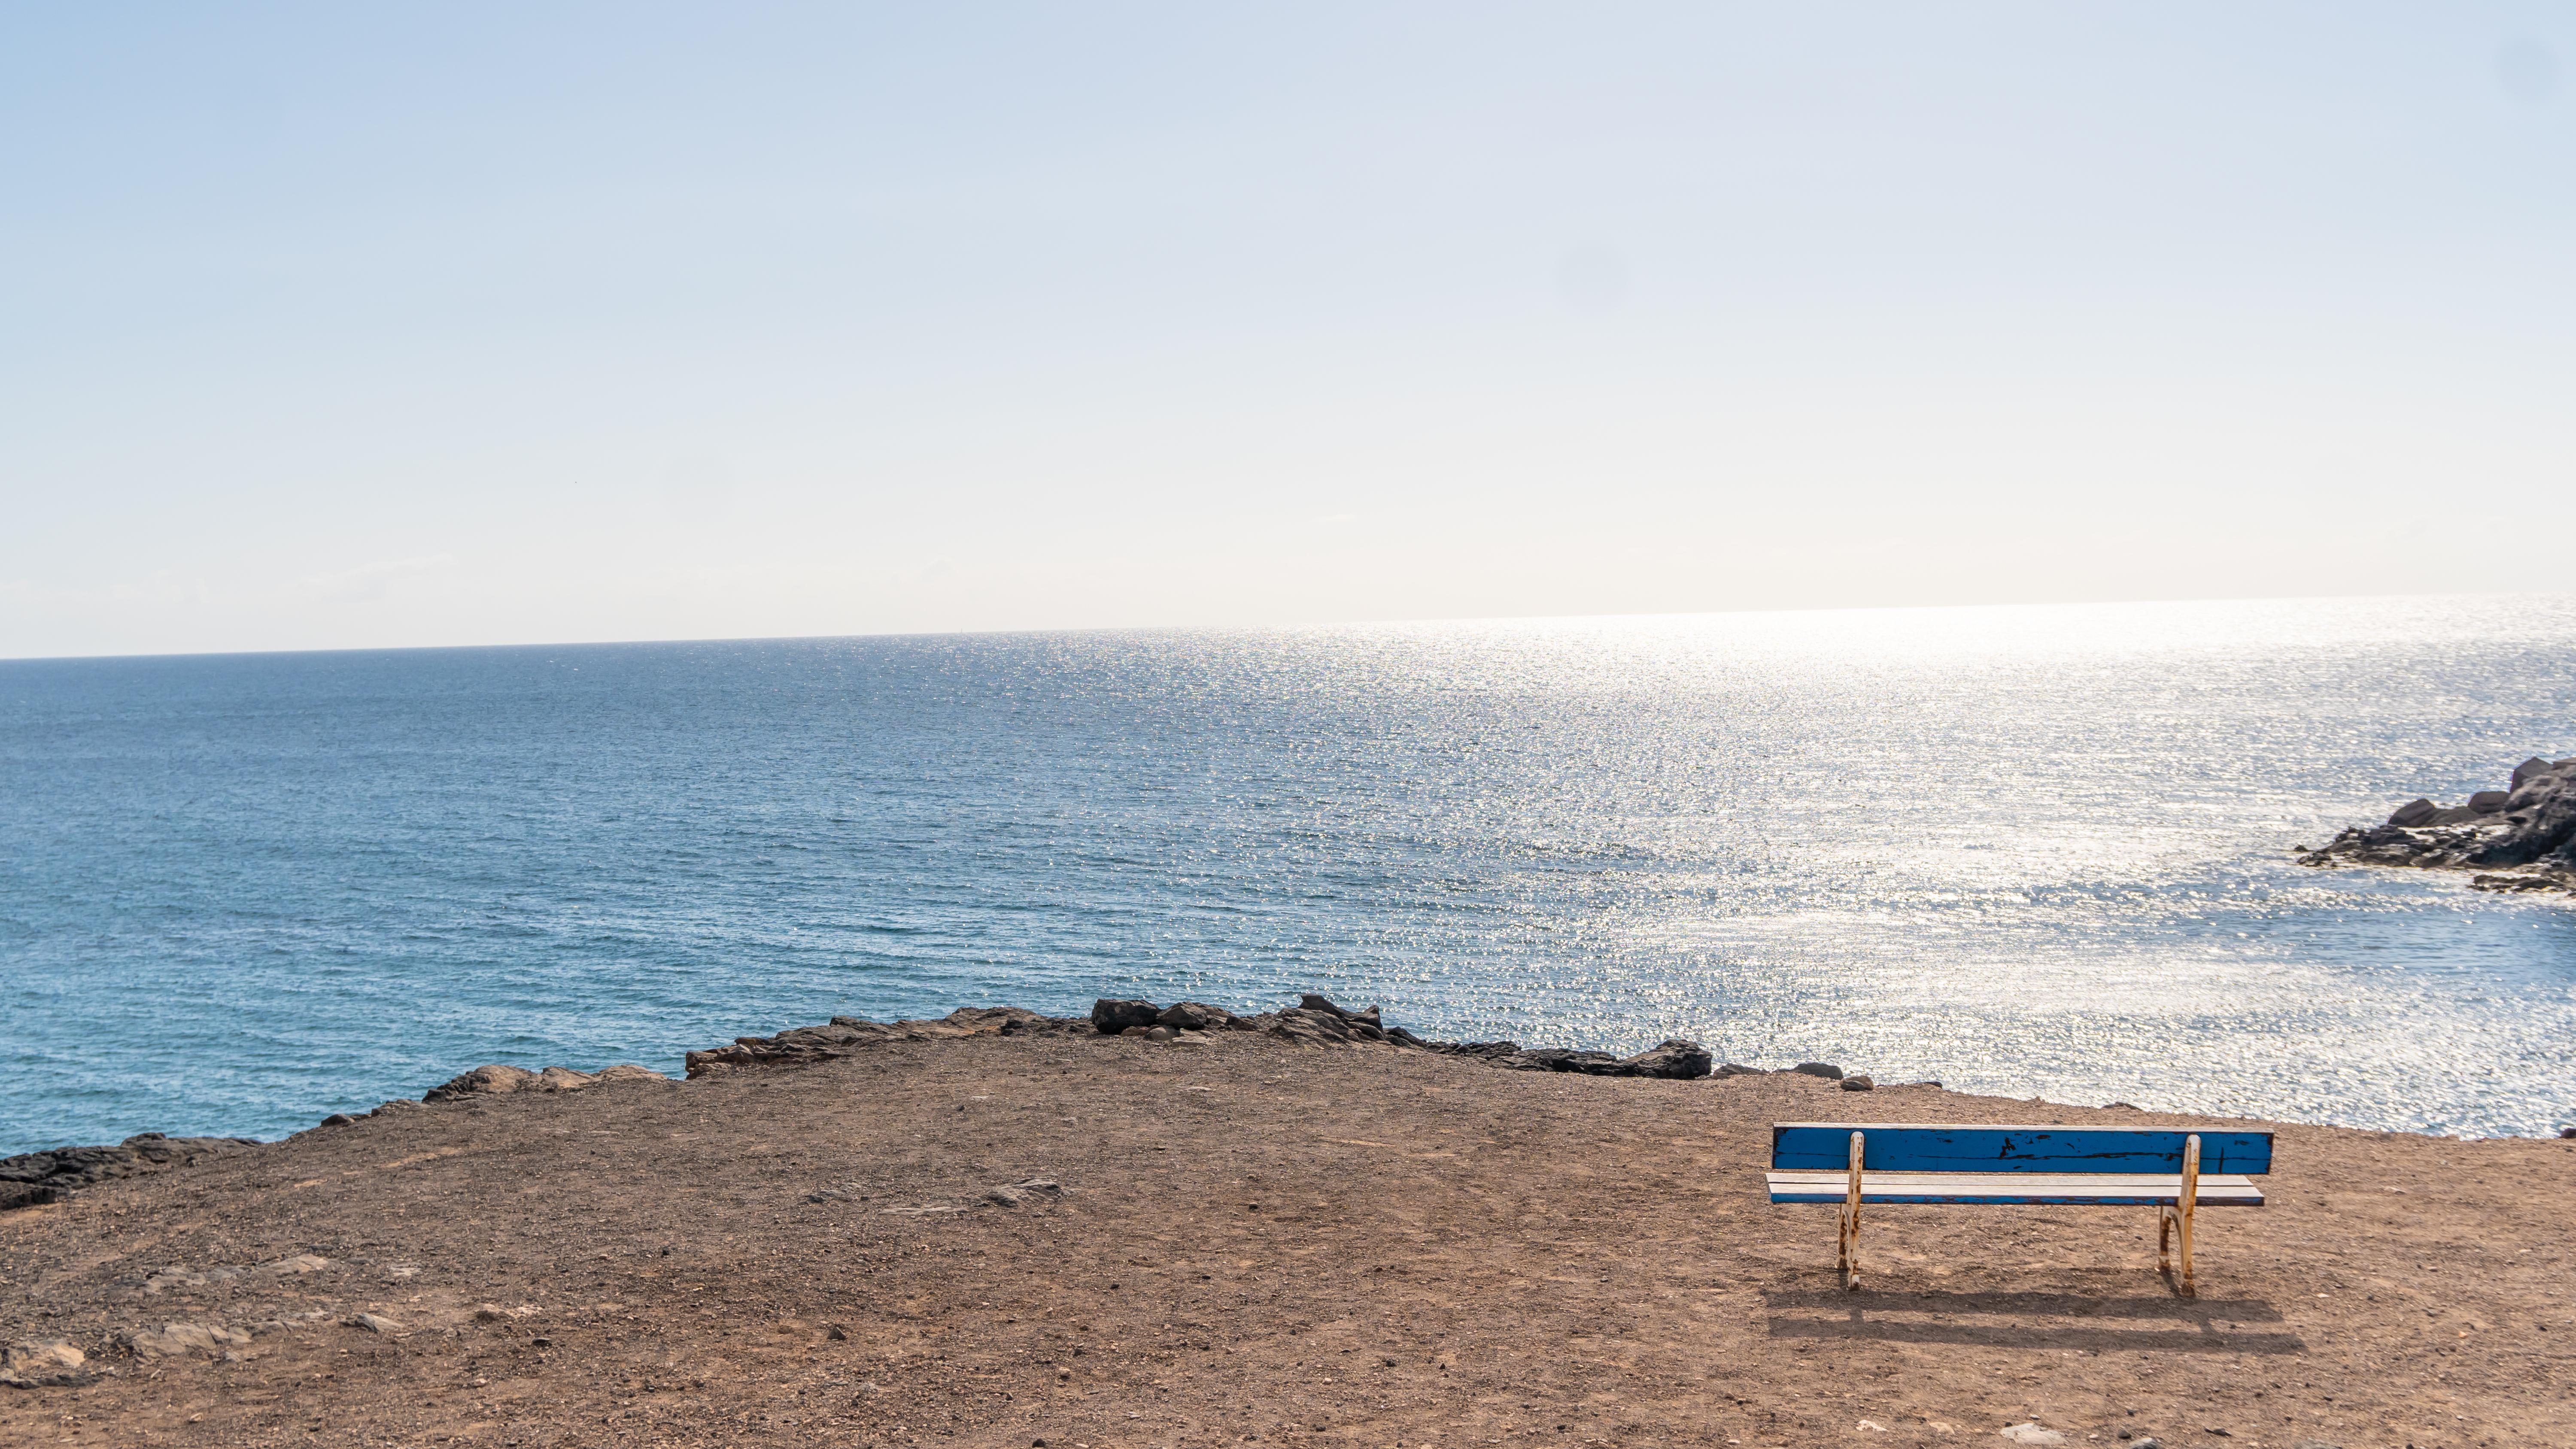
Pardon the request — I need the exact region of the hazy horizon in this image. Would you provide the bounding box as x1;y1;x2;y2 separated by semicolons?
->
10;588;2572;667
6;4;2570;659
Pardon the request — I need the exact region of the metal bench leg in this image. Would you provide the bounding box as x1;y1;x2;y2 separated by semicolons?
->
1838;1130;1864;1291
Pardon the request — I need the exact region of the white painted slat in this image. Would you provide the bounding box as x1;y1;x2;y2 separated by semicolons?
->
1765;1170;2265;1206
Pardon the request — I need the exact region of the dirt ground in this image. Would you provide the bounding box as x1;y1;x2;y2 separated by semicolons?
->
3;1024;2569;1449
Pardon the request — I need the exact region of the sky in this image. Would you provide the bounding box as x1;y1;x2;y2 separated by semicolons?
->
2;3;2570;658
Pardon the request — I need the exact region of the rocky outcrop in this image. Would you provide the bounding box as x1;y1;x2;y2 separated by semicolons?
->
688;992;1719;1082
1090;999;1161;1033
2301;754;2576;893
2;1340;96;1388
421;1062;671;1102
0;1132;260;1213
686;1006;1081;1077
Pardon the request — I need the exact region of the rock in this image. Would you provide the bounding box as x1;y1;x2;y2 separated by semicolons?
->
977;1179;1068;1208
1298;994;1383;1028
0;1340;95;1389
1616;1039;1714;1079
1143;1026;1178;1043
1789;1062;1845;1081
2559;1127;2574;1139
1713;1062;1763;1077
318;1113;358;1128
535;1067;599;1091
1998;1425;2068;1446
1;1133;261;1213
593;1064;673;1085
687;1006;1063;1076
1839;1074;1875;1091
2129;1440;2162;1449
1263;1007;1391;1047
1090;999;1161;1034
423;1064;538;1101
121;1322;252;1359
343;1314;402;1334
2306;755;2576;889
1156;1001;1238;1031
0;1182;60;1212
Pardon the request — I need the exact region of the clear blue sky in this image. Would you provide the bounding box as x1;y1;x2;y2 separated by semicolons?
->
3;3;2569;657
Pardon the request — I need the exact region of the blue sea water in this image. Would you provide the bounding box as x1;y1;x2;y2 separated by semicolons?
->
4;594;2573;1156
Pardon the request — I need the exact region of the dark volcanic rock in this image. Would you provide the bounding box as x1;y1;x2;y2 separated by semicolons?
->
1297;994;1383;1028
688;992;1716;1086
687;1006;1068;1077
1789;1062;1846;1081
2304;754;2576;894
1156;1000;1239;1032
1619;1039;1715;1079
1488;1039;1712;1079
1090;999;1161;1034
0;1132;260;1213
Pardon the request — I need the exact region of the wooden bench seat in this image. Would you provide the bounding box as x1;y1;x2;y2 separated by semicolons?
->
1768;1122;2274;1295
1764;1170;2266;1206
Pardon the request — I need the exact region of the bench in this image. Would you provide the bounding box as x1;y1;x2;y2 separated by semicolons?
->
1766;1122;2272;1296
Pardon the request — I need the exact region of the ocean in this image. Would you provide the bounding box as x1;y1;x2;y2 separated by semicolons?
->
4;594;2572;1156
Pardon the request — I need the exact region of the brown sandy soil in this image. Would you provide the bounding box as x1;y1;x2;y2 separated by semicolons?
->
3;1027;2570;1449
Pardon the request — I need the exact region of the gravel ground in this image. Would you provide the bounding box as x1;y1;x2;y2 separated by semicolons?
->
3;1022;2569;1448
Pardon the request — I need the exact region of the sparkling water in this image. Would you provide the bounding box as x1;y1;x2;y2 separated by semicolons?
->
4;594;2572;1155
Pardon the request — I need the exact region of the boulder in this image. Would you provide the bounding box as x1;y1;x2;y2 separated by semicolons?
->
1090;999;1161;1034
2512;756;2559;789
1263;1008;1390;1047
120;1322;251;1359
2387;798;2439;828
1156;1001;1238;1031
0;1340;94;1388
1840;1075;1876;1091
1298;994;1383;1027
1789;1062;1845;1081
2468;790;2511;814
423;1064;538;1101
1712;1062;1764;1078
1618;1039;1713;1080
593;1064;673;1085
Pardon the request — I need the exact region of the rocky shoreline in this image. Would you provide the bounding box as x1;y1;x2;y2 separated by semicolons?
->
2299;751;2576;893
681;993;1729;1083
3;992;1899;1216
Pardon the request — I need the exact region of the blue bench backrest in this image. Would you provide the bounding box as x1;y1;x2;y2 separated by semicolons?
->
1771;1123;2274;1176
